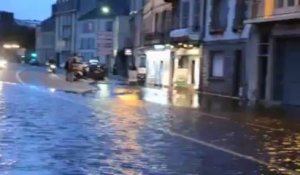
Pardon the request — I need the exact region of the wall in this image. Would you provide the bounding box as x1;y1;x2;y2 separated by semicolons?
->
203;41;246;96
204;0;250;42
143;0;172;34
76;19;97;60
113;16;130;51
36;27;55;64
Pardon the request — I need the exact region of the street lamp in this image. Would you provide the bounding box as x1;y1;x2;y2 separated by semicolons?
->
101;6;110;14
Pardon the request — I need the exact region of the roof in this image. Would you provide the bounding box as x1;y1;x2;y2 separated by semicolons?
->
40;17;55;32
78;0;130;21
78;8;115;20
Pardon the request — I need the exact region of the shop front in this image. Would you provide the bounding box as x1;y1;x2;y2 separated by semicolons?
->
170;28;201;90
173;46;201;89
145;46;172;87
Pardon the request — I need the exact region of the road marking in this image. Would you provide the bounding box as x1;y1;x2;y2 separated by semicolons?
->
16;69;26;85
53;73;64;81
198;112;284;132
147;126;299;175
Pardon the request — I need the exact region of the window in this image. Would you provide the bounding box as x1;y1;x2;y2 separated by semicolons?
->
233;0;247;32
210;52;224;78
178;56;189;68
80;38;95;49
105;21;113;32
181;1;190;28
193;0;200;30
139;57;146;67
277;0;284;7
82;21;94;33
288;0;295;6
210;0;228;34
276;0;298;8
155;13;160;32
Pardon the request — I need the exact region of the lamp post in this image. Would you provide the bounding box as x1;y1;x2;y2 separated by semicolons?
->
101;6;110;14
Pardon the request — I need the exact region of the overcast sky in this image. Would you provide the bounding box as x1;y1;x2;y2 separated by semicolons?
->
0;0;56;20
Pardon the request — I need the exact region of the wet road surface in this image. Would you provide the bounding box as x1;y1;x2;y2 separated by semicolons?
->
0;81;298;175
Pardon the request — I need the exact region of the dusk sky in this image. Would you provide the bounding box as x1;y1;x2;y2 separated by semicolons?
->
0;0;56;20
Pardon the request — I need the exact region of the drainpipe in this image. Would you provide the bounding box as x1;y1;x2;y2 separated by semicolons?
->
199;0;207;92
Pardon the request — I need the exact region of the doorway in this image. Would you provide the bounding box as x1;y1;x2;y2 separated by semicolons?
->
233;50;242;97
191;60;195;85
159;61;163;85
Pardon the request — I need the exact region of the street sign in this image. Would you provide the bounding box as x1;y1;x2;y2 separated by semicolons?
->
97;32;113;56
56;40;65;52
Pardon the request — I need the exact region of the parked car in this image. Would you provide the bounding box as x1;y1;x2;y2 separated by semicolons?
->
29;59;39;66
88;64;105;81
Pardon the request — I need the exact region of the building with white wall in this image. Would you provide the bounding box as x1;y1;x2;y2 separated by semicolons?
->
36;17;55;64
54;0;78;66
142;0;174;86
202;0;250;97
77;8;115;64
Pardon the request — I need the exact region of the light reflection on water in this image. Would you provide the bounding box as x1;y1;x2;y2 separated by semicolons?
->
95;87;300;174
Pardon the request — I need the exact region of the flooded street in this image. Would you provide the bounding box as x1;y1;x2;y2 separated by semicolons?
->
0;82;298;174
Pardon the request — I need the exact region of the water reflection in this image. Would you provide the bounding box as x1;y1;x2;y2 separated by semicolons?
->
101;95;145;175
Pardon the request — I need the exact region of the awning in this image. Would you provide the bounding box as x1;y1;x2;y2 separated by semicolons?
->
169;28;199;41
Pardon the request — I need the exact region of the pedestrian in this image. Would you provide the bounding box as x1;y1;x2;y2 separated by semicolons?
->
64;59;69;81
65;57;74;82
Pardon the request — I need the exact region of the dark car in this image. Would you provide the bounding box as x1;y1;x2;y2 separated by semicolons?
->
88;64;106;81
29;59;40;66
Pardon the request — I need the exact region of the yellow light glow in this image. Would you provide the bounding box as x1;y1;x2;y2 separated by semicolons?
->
3;44;20;49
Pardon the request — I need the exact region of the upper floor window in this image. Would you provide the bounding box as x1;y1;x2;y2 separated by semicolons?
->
276;0;298;8
181;1;190;28
155;13;161;33
82;21;94;33
105;21;113;32
210;0;228;34
193;0;200;30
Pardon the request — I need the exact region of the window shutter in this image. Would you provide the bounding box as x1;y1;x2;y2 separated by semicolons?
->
210;0;229;34
232;0;246;32
210;0;223;34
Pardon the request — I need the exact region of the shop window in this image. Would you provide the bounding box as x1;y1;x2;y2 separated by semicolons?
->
210;51;224;78
178;56;189;68
139;57;146;67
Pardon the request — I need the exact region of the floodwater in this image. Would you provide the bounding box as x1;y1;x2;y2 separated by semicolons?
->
0;82;298;174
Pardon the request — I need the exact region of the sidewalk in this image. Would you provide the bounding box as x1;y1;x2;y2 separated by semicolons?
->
52;74;97;94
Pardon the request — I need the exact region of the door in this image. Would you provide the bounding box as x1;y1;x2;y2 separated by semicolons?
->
191;60;195;85
281;39;300;105
233;50;242;97
159;61;163;85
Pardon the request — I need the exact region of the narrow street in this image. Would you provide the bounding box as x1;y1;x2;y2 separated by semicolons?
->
0;64;298;174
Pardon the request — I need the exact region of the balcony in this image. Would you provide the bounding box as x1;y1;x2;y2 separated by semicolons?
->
169;27;200;43
246;0;300;24
163;0;179;3
143;32;168;45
